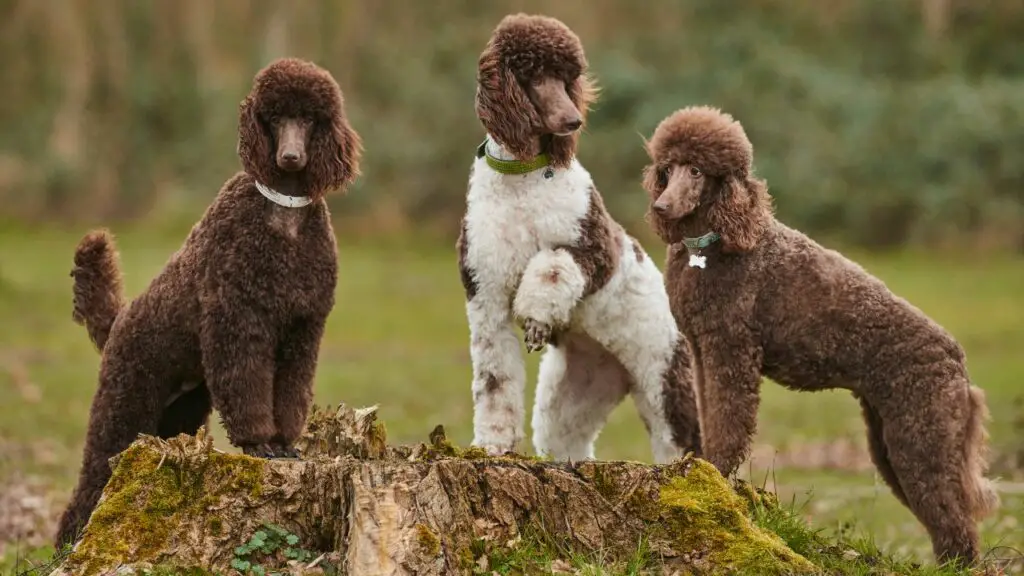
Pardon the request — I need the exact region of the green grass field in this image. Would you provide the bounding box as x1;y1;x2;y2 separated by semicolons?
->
1;221;1022;573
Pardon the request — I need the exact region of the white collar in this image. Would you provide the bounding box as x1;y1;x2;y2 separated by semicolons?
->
255;180;313;208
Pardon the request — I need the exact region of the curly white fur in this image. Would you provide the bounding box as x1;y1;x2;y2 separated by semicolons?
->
460;136;697;463
513;249;586;327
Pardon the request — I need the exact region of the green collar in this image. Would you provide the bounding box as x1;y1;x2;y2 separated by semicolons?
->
476;139;552;175
682;231;721;250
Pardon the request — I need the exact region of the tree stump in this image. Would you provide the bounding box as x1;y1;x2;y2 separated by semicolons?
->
50;405;815;576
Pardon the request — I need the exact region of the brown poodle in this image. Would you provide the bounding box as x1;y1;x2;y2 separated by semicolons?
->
458;14;701;464
641;105;999;566
55;57;362;548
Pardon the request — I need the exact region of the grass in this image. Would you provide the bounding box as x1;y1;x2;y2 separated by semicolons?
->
1;220;1023;574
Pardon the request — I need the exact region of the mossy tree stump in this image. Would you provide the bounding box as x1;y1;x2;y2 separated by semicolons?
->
51;405;815;576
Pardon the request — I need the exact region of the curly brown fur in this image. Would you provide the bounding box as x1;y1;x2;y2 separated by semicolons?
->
70;230;126;351
55;57;361;549
475;13;597;167
238;59;361;200
642;105;999;566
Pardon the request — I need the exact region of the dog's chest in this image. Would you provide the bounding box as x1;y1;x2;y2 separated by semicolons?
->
253;223;337;318
268;206;304;239
464;160;591;289
670;251;747;334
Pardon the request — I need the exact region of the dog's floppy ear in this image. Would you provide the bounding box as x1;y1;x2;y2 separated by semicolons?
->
641;163;663;200
548;73;597;167
475;46;541;160
308;112;363;198
237;94;275;184
707;175;773;252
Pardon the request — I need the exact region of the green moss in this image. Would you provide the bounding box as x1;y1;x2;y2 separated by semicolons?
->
105;442;193;497
66;442;266;576
140;565;216;576
413;424;462;461
431;439;461;458
491;451;545;462
457;542;477;569
626;486;663;522
657;458;817;575
70;446;180;575
203;454;265;498
584;465;660;522
590;466;618;501
369;419;389;458
415;523;442;557
733;478;781;512
416;424;552;463
459;446;489;460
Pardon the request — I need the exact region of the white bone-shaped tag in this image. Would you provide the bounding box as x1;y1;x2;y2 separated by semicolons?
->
688;254;707;269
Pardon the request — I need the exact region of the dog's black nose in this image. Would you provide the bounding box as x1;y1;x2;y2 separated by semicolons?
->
564;119;583;132
282;151;300;162
652;202;668;215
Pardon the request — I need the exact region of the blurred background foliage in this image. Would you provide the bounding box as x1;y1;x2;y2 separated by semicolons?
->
1;0;1023;248
3;3;1024;566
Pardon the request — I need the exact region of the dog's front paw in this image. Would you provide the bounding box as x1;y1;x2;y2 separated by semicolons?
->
522;318;553;353
241;442;278;459
270;442;300;459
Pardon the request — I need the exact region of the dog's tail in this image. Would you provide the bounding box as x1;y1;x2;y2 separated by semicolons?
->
963;384;1000;520
71;229;126;351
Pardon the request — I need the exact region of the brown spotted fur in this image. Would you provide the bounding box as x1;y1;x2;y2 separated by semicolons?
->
459;14;701;460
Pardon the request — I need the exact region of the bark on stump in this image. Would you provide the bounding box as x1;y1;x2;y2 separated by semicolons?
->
51;405;815;576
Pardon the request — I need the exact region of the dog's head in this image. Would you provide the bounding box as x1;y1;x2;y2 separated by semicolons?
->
475;13;597;167
642;106;772;251
237;58;362;199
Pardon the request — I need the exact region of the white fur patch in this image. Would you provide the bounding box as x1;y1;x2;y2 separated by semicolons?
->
513;249;586;326
531;332;631;461
466;297;527;454
463;135;693;463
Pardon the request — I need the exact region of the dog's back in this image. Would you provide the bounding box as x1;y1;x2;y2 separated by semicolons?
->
690;221;967;393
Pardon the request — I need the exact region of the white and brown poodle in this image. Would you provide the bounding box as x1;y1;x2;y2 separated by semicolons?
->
456;14;701;463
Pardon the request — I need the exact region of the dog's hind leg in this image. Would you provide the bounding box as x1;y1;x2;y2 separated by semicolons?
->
531;334;629;461
55;358;166;549
878;379;987;566
157;382;212;438
630;336;701;464
857;395;909;508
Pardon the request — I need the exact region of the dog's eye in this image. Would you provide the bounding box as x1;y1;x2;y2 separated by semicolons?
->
689;166;703;178
656;168;669;188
